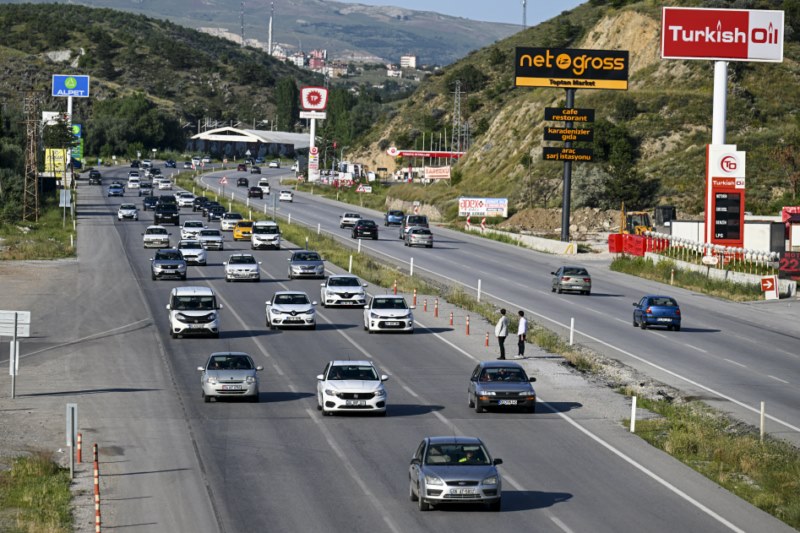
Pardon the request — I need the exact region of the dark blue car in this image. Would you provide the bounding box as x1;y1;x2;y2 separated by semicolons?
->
632;295;681;331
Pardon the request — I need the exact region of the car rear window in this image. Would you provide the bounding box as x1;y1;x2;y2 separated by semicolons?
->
563;268;588;276
650;297;678;307
407;216;427;225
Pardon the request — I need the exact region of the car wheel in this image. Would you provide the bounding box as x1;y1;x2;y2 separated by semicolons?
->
181;274;187;281
368;328;373;334
373;236;378;240
632;317;638;327
556;286;563;294
309;323;316;331
418;493;431;511
203;392;210;403
404;240;408;246
488;499;501;512
640;321;647;330
250;393;260;403
151;273;156;280
468;392;475;408
225;278;230;282
475;401;484;413
409;480;418;502
426;244;432;248
675;325;681;331
527;403;536;413
170;330;176;339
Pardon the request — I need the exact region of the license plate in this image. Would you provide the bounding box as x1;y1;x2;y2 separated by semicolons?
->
222;385;243;390
187;324;205;329
345;400;366;406
657;318;672;322
385;321;400;326
284;318;303;323
498;400;518;405
451;488;476;495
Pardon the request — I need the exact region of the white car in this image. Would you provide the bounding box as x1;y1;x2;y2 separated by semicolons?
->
198;229;224;250
266;291;317;329
279;190;293;202
181;220;206;240
251;220;281;250
166;286;221;338
316;360;388;416
320;275;367;307
291;162;299;171
142;225;171;248
223;253;261;282
257;178;271;195
177;192;195;208
127;177;141;189
158;179;173;190
363;295;414;333
202;156;212;164
117;203;139;221
177;239;207;266
268;160;280;168
339;212;361;228
220;212;244;231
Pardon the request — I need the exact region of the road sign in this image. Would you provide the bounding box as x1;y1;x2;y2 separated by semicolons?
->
299;111;327;120
219;176;228;185
701;255;719;266
544;108;595;122
543;147;594;162
310;146;319;155
300;87;329;110
356;185;372;193
761;275;779;300
52;75;90;97
761;276;774;291
0;311;30;338
544;126;593;142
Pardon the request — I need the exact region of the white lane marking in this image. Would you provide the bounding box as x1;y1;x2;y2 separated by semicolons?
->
650;331;667;339
401;384;420;399
502;473;524;491
306;408;403;533
768;375;789;384
550;516;576;533
686;344;708;353
724;359;747;368
614;317;629;324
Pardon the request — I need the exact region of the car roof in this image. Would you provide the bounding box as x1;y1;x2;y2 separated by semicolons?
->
329;274;358;280
426;436;483;446
172;286;214;296
273;290;310;297
253;220;278;226
208;351;250;358
228;253;255;258
374;294;405;300
329;360;374;367
477;360;526;370
146;225;167;229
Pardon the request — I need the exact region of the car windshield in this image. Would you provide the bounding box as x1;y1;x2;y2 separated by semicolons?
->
200;230;220;237
274;294;310;305
236;221;253;228
173;295;215;310
425;444;489;466
179;241;202;249
225;213;243;220
147;228;167;235
155;251;183;261
253;226;279;234
372;298;407;310
329;277;360;287
293;252;320;262
479;367;528;382
208;355;253;371
562;268;589;276
184;221;204;228
229;255;256;264
327;365;378;380
408;216;426;225
649;297;677;307
358;220;376;227
120;204;135;210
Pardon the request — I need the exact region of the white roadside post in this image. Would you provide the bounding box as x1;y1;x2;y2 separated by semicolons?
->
358;239;362;254
288;213;292;225
348;255;353;273
410;257;414;277
760;401;766;442
66;403;77;479
569;317;575;346
630;396;637;433
317;223;321;235
477;279;482;302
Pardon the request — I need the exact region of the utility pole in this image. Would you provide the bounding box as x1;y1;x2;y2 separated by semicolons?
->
22;91;40;222
450;80;462;165
267;2;274;55
240;2;245;47
522;0;527;29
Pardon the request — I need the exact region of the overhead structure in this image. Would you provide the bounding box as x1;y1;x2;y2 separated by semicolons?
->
190;126;310;159
22;91;40;222
268;2;274;55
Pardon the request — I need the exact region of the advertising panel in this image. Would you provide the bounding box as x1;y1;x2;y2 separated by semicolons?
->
52;75;90;97
458;197;508;218
424;166;451;180
44;148;68;178
71;124;83;164
515;48;629;90
662;7;784;62
300;87;329;110
705;145;746;248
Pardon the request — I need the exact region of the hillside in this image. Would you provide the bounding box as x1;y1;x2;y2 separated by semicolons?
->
353;0;800;217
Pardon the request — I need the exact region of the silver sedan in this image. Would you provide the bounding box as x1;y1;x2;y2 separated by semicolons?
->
198;352;262;403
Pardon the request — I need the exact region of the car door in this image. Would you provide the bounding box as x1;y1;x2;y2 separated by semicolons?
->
410;440;426;491
469;365;482;399
317;362;330;405
634;296;648;324
552;267;563;291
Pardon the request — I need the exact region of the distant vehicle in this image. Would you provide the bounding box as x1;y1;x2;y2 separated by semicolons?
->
107;184;124;197
142;196;159;211
88;169;102;184
167;286;221;338
183;161;193;169
154;203;180;226
468;361;536;413
191;157;201;166
250;166;261;174
138;182;154;196
157;179;172;190
232;220;254;241
268;160;280;168
181;220;206;240
632;295;681;331
409;436;503;512
287;250;325;279
237;163;247;172
257;178;271;195
251;220;281;250
399;215;429;239
279;190;293;202
127;176;141;189
363;295;414;334
339;212;362;228
150;248;187;281
316;360;388;416
117;203;139;221
206;205;226;222
130;160;140;168
223;253;261;282
141;160;152;169
199;352;262;403
220;212;244;231
384;210;404;226
176;192;195;208
247;186;263;199
142;225;171;248
177;239;207;266
198;229;224;250
351;219;378;240
202;201;222;217
291;161;299;171
551;266;591;295
320;275;367;308
236;177;249;187
405;227;433;248
164;160;177;168
265;291;317;329
202;155;212;164
192;196;209;212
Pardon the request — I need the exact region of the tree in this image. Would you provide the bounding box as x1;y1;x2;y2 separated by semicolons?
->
275;78;299;131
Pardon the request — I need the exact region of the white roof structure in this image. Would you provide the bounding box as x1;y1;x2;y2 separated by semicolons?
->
191;127;310;149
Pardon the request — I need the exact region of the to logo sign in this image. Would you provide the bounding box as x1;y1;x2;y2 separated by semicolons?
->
720;155;738;172
300;87;328;111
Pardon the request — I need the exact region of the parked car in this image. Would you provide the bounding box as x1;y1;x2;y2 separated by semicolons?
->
198;229;224;250
247;186;263;199
363;295;414;333
251;220;281;250
632;295;681;331
339;212;362;228
265;291;317;329
316;360;388;416
233;220;254;241
166;286;221;338
236;177;249;187
150;248;187;280
405;227;433;248
220;212;244;231
142;195;159;211
198;352;262;403
250;166;261;174
142;225;171;248
279;190;293;202
177;239;207;266
468;361;537;413
399;215;429;239
551;266;592;295
117;203;139;221
107;184;124;197
237;163;247;172
287;250;325;279
384;210;404;226
180;220;206;240
223;253;261;282
320;275;367;307
351;219;378;240
409;436;502;512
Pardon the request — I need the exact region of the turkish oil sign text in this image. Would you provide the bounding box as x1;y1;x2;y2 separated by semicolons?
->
662;7;784;62
458;197;509;218
515;48;629;90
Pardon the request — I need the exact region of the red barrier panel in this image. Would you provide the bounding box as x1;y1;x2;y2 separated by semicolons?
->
608;233;623;253
623;234;646;256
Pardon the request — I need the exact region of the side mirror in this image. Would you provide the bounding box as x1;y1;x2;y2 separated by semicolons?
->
493;458;503;466
362;283;368;287
287;258;291;261
258;262;262;265
529;377;537;382
550;272;556;275
409;305;416;310
256;366;264;371
311;301;319;306
166;304;171;310
410;458;421;466
320;282;326;287
381;374;389;381
150;258;154;261
197;366;205;372
316;374;324;381
217;304;224;310
632;302;638;307
222;262;228;266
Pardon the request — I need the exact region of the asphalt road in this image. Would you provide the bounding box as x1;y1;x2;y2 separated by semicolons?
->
54;165;795;532
195;170;800;446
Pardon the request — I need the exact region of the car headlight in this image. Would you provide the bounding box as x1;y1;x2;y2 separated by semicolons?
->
424;474;444;486
482;475;498;486
206;376;218;385
324;388;338;397
518;391;534;396
370;312;381;319
306;308;315;315
245;376;256;384
374;388;386;397
483;391;497;396
270;308;280;314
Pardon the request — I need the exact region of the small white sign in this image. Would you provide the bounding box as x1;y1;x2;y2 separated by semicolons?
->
299;111;327;120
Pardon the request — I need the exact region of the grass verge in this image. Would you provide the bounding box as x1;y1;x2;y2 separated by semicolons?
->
623;393;800;529
0;199;76;260
0;453;72;532
610;255;764;302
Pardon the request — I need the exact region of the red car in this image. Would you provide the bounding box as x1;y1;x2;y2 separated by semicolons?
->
237;163;247;171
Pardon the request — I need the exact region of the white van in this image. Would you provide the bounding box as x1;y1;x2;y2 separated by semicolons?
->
127;176;141;189
257;178;270;195
166;286;222;338
251;220;281;250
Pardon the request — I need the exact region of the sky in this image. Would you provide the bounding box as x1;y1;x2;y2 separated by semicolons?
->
337;0;587;26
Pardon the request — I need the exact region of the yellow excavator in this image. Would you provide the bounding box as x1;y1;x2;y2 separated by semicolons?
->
620;202;653;235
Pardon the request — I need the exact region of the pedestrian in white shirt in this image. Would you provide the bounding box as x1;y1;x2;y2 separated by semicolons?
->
494;309;508;359
516;310;527;358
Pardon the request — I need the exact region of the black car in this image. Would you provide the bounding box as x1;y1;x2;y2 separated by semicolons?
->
130;160;140;168
156;194;177;207
250;166;261;174
248;187;263;199
352;219;379;240
88;170;102;185
207;205;227;221
237;177;249;187
142;195;159;211
193;196;209;212
202;201;221;217
164;160;177;168
154;204;180;226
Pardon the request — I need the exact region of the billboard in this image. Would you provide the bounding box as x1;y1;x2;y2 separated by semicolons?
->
44;148;69;178
423;166;451;180
515;48;629;90
300;87;328;111
52;75;90;97
705;145;746;248
458;197;508;218
662;7;784;62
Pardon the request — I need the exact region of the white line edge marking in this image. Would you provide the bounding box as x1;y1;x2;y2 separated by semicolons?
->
724;358;747;368
768;375;789;384
550;516;576;533
686;344;708;353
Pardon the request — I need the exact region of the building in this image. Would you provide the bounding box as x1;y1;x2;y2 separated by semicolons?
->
188;127;310;160
400;55;417;69
387;68;402;78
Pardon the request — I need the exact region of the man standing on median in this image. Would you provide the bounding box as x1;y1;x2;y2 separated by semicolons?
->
516;310;527;359
495;308;508;360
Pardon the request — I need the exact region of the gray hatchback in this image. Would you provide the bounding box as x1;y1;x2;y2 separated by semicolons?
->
551;266;591;295
287;250;325;279
198;352;263;403
468;360;536;413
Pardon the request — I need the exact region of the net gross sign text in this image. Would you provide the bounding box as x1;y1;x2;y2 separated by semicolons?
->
661;7;784;62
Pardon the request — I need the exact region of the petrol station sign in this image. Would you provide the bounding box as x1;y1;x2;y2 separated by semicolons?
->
705;144;746;248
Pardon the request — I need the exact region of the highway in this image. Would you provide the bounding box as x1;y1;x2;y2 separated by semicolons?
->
34;164;793;532
197;169;800;446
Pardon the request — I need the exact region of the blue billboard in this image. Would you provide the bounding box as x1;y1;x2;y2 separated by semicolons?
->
52;75;90;97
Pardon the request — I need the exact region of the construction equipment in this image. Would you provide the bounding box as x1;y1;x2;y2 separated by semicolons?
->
620;202;653;235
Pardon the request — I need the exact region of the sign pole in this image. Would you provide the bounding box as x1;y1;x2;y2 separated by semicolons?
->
560;88;575;242
11;312;17;399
